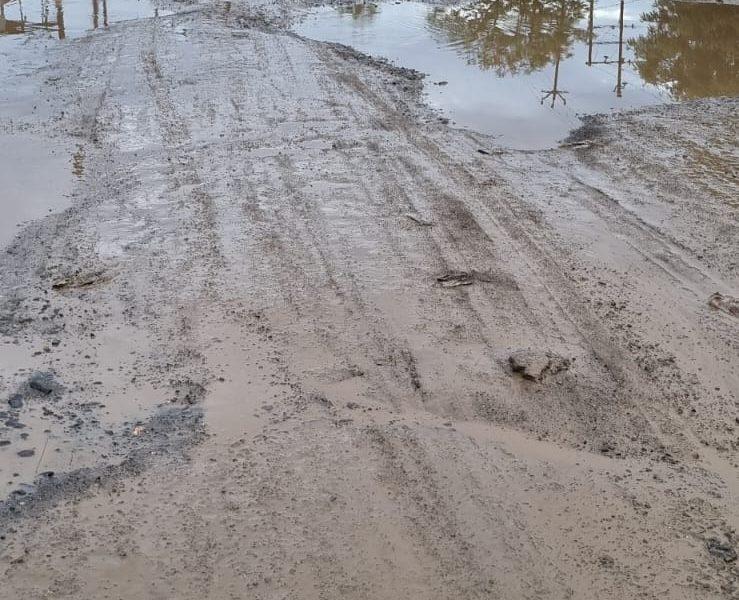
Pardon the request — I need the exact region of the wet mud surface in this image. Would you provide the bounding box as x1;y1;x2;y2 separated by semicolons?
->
0;0;737;598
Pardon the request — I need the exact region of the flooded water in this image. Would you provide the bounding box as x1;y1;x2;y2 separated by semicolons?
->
295;0;738;148
0;0;165;40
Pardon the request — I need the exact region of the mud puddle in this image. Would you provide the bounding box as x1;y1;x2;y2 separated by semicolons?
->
0;0;168;41
0;135;76;249
295;0;738;149
0;320;166;499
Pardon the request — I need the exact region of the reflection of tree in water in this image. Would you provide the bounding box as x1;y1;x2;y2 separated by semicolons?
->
337;1;379;21
629;0;738;99
426;0;588;76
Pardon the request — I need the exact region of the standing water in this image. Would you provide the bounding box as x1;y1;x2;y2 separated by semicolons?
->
0;0;167;41
0;0;169;247
294;0;739;149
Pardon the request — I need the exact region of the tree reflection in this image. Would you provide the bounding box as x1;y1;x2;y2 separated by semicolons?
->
426;0;588;76
337;1;379;21
629;0;739;99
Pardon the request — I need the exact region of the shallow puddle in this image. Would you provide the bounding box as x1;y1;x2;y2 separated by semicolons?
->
0;0;166;41
0;135;75;248
0;321;169;499
295;0;738;148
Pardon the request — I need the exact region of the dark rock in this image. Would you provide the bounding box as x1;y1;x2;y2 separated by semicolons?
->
8;394;23;409
12;483;36;496
29;373;55;395
706;538;737;562
5;419;25;429
0;440;11;447
17;449;35;458
600;441;615;454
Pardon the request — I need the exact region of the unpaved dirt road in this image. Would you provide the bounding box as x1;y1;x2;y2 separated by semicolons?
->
1;1;738;598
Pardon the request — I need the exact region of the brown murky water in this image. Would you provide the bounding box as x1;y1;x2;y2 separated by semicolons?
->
0;135;75;248
296;0;739;148
0;0;166;40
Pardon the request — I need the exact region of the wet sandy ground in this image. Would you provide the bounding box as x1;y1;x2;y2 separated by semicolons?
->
0;0;737;598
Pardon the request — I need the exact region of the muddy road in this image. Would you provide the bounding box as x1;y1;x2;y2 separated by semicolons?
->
1;0;738;597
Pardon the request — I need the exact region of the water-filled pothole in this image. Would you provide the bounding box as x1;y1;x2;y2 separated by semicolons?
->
295;0;738;149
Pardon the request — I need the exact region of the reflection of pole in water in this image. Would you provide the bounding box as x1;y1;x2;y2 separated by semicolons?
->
92;0;98;29
41;0;50;30
585;0;626;97
18;0;25;29
552;55;564;107
54;0;64;38
541;55;568;108
615;0;625;97
587;0;594;66
541;0;569;108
